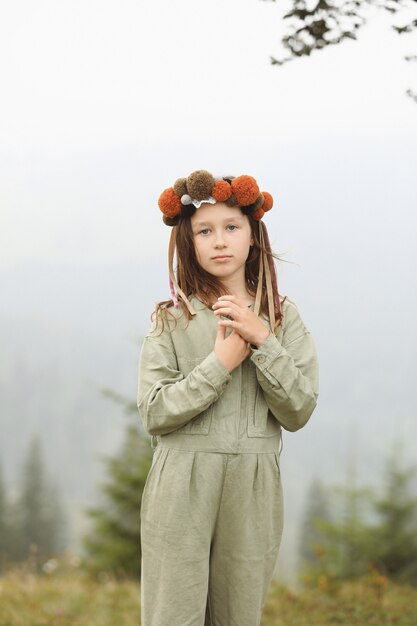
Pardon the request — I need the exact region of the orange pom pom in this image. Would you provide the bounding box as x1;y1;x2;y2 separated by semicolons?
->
231;175;259;206
253;207;265;221
158;188;182;218
262;191;273;212
212;180;232;202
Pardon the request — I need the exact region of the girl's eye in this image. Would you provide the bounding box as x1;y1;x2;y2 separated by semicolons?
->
227;225;238;231
199;228;210;235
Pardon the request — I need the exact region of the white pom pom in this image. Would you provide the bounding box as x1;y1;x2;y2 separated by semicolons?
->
181;194;193;205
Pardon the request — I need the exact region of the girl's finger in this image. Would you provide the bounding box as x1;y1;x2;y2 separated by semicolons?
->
213;307;240;319
217;295;244;308
218;319;239;330
213;300;242;314
216;321;226;340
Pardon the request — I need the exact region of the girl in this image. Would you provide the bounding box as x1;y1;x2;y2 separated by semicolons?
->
137;170;319;626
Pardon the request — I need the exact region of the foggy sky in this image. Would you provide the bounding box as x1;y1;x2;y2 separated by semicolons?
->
1;0;417;580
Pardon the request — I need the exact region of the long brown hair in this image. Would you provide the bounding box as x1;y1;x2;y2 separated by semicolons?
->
151;212;284;332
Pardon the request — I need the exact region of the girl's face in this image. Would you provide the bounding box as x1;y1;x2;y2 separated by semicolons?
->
190;202;254;283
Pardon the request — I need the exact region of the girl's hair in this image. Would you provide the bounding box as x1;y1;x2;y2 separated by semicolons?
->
151;212;285;333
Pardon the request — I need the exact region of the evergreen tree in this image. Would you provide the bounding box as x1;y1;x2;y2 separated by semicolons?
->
82;422;152;580
14;434;66;569
321;484;374;580
368;453;417;583
299;479;331;568
299;447;417;585
0;461;10;572
45;480;69;555
300;481;373;581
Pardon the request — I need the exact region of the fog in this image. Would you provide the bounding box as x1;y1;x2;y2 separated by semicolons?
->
1;0;417;581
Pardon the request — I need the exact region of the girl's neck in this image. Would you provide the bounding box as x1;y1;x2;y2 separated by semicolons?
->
218;281;255;305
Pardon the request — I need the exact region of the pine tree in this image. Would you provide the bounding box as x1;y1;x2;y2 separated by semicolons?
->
14;434;67;569
82;423;152;579
299;480;373;582
299;479;331;568
45;480;69;555
0;461;10;572
298;446;417;585
367;453;417;583
325;484;373;580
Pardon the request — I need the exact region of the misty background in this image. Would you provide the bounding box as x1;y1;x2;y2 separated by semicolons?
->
1;0;417;582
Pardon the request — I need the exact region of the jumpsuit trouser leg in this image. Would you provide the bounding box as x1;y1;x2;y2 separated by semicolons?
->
140;447;283;626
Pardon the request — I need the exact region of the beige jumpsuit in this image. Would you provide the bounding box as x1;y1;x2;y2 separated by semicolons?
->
137;295;319;626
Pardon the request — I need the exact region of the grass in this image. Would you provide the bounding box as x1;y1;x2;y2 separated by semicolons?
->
262;574;417;626
0;556;139;626
0;556;416;626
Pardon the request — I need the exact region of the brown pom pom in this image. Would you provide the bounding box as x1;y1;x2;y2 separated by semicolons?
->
252;207;265;221
163;214;180;226
244;193;264;214
231;175;259;206
187;170;215;201
212;180;232;202
225;194;238;207
158;188;182;218
173;178;188;197
262;191;273;212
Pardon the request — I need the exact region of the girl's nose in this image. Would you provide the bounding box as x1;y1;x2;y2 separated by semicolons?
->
214;231;226;247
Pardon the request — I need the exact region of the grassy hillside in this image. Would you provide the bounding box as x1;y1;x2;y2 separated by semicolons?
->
1;558;416;626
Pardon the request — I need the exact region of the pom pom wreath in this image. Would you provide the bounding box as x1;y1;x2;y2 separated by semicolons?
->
173;178;188;197
231;175;259;206
225;194;238;207
158;187;182;218
158;171;273;227
212;180;232;202
262;191;273;212
187;170;215;201
252;207;265;221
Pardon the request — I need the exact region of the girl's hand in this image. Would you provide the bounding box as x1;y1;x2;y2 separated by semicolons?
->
212;295;270;347
214;323;251;373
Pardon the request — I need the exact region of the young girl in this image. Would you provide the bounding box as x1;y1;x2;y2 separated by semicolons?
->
137;170;319;626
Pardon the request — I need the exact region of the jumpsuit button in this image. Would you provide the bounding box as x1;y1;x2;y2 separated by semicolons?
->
256;355;266;364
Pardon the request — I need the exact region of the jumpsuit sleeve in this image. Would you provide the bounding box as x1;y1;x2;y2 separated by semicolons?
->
249;301;319;432
137;323;232;436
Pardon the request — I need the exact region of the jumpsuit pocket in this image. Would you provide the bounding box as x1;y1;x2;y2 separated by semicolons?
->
172;353;215;435
140;447;168;514
172;405;213;435
141;448;161;501
274;452;281;476
247;386;281;438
